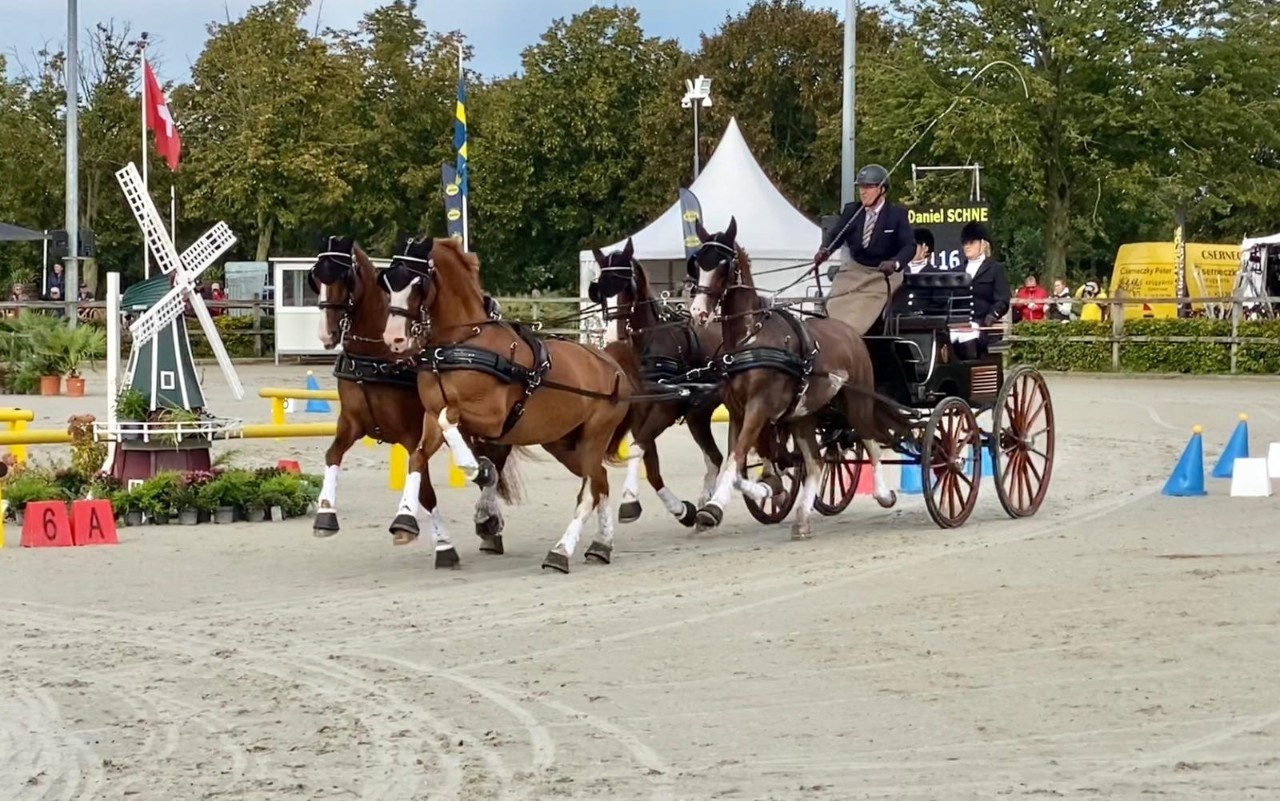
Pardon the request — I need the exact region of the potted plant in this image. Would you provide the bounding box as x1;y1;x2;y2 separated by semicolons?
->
54;325;106;397
115;387;150;440
2;469;64;525
197;469;255;524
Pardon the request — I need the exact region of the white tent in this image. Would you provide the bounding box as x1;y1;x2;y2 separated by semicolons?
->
578;116;825;335
1237;232;1280;315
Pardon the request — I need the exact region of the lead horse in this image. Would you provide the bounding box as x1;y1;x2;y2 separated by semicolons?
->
588;238;725;526
380;237;637;573
309;236;517;561
687;218;914;539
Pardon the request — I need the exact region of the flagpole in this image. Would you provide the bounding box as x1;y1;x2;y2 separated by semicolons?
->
458;40;469;252
140;45;150;279
170;186;176;244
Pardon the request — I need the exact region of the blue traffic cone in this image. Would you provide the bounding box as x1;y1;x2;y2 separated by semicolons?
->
1211;413;1249;478
968;444;996;478
1162;425;1207;497
900;456;923;495
304;371;331;413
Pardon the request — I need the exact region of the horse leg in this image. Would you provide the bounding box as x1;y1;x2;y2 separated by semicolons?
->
439;407;497;488
314;412;363;537
790;420;823;540
685;404;723;518
697;403;771;529
472;443;510;555
541;411;614;573
863;439;898;509
633;405;697;527
618;424;645;524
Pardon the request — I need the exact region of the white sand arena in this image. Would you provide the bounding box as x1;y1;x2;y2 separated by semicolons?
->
2;363;1279;800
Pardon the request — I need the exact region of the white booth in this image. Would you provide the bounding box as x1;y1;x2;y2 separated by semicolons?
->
270;256;391;362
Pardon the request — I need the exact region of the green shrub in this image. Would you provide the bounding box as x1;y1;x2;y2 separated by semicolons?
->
1007;319;1280;374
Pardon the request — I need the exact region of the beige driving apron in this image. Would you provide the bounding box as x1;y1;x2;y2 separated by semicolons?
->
824;261;904;335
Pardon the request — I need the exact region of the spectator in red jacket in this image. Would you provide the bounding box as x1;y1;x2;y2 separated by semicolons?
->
1015;274;1050;322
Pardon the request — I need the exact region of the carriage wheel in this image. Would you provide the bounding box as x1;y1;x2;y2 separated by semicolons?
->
814;440;865;516
744;432;803;525
991;365;1055;518
922;397;982;529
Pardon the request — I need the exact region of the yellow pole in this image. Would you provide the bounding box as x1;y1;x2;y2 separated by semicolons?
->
0;481;6;549
11;419;28;463
271;397;286;426
389;444;408;491
448;452;466;488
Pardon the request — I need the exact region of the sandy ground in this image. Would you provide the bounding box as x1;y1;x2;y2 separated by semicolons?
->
2;362;1280;800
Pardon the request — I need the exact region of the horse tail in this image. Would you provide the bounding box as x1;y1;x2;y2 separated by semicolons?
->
843;384;918;452
495;445;536;505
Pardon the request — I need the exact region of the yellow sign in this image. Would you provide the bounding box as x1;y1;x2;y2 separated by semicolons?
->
1109;241;1241;319
684;235;700;248
445;183;459;196
683;211;700;222
447;209;461;221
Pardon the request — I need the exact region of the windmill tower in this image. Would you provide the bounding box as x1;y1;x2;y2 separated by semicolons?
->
98;162;246;482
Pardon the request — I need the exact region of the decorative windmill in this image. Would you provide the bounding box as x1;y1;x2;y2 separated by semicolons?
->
100;162;245;482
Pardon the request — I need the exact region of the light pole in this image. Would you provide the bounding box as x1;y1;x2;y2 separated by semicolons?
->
65;0;80;326
681;75;712;181
841;0;856;206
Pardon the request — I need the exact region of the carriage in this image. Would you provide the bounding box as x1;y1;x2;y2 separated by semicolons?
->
738;269;1056;530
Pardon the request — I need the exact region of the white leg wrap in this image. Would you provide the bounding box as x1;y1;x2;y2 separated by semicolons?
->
622;446;644;501
552;484;594;558
428;508;453;550
865;440;894;502
698;454;719;505
595;495;615;546
318;464;340;511
708;462;738;508
397;470;422;516
733;472;771;502
657;487;685;516
439;409;479;473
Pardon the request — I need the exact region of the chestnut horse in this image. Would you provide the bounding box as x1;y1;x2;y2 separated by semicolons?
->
687;218;912;539
380;237;636;573
588;238;725;525
309;236;516;561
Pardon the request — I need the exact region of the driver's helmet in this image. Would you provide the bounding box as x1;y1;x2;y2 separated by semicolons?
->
855;164;890;191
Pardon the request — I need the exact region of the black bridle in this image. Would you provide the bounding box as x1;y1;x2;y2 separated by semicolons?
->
311;250;384;346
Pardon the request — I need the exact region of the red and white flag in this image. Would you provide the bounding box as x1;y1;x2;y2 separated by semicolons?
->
143;60;181;171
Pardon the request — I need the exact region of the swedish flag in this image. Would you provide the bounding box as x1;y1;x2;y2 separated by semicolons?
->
454;78;468;196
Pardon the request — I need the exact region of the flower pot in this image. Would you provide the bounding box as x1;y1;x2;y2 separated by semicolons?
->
198;509;212;524
214;506;235;524
125;510;144;527
14;508;24;526
179;508;199;526
65;376;86;397
269;505;285;522
245;505;266;523
39;374;61;396
151;513;170;526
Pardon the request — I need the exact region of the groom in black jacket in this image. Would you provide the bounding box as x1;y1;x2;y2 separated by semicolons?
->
813;164;916;334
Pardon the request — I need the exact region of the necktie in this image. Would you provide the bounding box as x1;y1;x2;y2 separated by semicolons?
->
862;208;877;248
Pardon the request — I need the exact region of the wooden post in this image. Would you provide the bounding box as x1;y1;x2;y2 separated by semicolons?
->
253;298;264;357
1230;293;1241;374
1111;298;1124;371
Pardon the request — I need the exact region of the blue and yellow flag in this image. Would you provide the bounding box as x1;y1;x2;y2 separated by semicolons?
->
454;78;468;196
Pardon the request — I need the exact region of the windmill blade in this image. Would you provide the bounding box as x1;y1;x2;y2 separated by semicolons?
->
179;222;237;279
128;285;188;345
115;162;182;275
187;292;244;400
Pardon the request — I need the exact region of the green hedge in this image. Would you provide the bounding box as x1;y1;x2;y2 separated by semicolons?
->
1007;319;1280;375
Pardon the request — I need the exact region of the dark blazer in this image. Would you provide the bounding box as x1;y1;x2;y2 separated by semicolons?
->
970;258;1011;324
823;201;916;270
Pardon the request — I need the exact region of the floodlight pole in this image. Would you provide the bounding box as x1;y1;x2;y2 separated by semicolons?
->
841;0;857;206
683;76;712;182
65;0;80;326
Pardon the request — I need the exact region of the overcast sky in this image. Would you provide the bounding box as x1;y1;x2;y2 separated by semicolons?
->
2;0;844;81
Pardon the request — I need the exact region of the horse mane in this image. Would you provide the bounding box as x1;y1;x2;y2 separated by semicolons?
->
352;243;377;285
630;257;654;299
733;244;755;285
434;237;481;274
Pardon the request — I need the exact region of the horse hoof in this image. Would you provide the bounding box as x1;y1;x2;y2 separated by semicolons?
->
790;523;812;541
541;550;570;573
435;546;461;570
584;541;613;564
472;457;497;489
479;534;505;555
695;504;723;529
875;491;898;509
389;513;420;544
677;501;698;528
312;512;339;537
618;500;642;524
475;515;504;539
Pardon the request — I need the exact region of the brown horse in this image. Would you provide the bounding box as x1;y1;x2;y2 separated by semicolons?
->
587;238;725;525
380;237;636;573
687;218;912;539
309;236;516;564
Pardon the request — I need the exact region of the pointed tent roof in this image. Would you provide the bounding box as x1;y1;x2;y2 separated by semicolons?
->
599;117;820;260
0;222;50;242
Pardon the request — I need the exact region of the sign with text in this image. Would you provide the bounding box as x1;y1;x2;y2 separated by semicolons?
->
905;202;992;270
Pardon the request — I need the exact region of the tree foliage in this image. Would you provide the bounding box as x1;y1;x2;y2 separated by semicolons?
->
0;0;1276;296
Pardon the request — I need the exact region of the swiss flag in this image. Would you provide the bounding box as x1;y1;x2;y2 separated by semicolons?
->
143;60;181;171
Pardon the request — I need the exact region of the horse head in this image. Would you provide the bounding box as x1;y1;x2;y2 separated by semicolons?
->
378;236;436;354
589;238;645;343
688;216;740;326
310;235;360;350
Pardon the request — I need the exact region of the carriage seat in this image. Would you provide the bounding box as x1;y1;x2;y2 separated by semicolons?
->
893;271;975;330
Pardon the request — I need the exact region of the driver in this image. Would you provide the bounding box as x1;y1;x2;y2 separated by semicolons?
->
813;164;916;334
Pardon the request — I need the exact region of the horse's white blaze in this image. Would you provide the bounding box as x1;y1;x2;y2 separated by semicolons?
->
690;268;716;322
552;481;595;557
622;443;643;501
397;469;422;516
439;408;479;474
601;295;621;344
316;284;333;347
595;495;615;546
657;487;685;516
318;464;340;510
864;439;894;503
382;284;415;351
474;483;500;522
428;507;453;550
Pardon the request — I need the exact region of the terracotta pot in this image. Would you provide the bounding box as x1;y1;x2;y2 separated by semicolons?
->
65;376;86;397
39;374;61;396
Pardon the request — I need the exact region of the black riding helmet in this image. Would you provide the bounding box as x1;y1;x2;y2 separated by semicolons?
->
855;163;890;191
